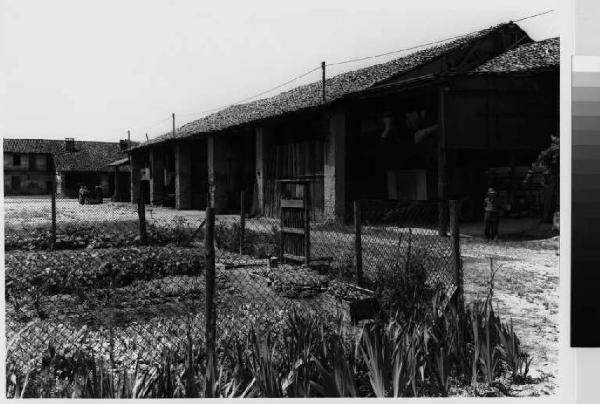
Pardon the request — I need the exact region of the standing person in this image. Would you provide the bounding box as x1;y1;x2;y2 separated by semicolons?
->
484;188;500;241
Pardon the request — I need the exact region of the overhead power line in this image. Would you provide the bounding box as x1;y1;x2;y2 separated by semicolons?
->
173;65;323;134
513;9;555;23
326;9;555;67
232;66;322;105
180;65;322;121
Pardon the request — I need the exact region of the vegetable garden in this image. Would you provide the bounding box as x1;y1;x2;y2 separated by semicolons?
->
4;197;555;398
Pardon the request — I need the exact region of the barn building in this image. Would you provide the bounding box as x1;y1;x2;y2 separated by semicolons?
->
128;22;559;224
3;138;133;198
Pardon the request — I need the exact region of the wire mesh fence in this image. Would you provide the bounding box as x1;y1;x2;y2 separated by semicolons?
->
4;186;463;397
360;200;458;294
5;192;207;380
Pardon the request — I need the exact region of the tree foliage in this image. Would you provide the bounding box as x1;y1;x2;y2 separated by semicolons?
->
524;135;559;184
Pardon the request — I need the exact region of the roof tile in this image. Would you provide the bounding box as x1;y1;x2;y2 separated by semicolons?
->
474;37;559;73
138;22;517;148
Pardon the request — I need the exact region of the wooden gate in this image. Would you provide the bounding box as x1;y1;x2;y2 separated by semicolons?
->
278;180;310;265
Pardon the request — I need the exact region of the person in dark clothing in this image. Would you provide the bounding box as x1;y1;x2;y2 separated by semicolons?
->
484;188;500;241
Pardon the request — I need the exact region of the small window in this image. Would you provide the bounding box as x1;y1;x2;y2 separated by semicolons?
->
13;154;21;166
387;170;427;201
11;176;21;191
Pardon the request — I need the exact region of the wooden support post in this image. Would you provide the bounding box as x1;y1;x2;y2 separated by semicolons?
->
50;179;57;250
204;193;217;397
240;190;246;255
113;166;119;202
127;130;132;202
354;200;363;286
279;185;285;264
450;200;464;312
303;183;311;266
137;180;147;245
509;151;516;214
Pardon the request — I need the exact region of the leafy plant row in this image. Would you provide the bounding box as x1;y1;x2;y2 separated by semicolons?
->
6;247;204;297
7;289;532;398
5;218;198;251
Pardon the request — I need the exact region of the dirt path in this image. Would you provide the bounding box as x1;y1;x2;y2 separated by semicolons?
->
461;236;559;396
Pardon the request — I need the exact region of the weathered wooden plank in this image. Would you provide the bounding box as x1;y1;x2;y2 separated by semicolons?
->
283;253;306;262
281;226;305;235
281;199;304;208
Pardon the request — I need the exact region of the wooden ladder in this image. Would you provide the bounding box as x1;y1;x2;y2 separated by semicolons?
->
279;180;310;266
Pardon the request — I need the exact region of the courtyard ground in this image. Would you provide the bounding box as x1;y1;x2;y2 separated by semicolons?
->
462;236;559;396
4;196;559;396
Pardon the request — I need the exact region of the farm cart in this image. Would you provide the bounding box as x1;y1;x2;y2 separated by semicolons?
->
78;185;103;204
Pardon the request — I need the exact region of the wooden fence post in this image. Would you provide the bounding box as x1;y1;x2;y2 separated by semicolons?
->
50;179;57;250
204;193;217;397
303;183;311;267
354;201;363;286
279;190;285;264
450;200;463;312
240;190;246;255
137;180;147;245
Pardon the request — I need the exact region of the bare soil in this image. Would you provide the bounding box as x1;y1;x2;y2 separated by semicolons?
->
462;236;559;396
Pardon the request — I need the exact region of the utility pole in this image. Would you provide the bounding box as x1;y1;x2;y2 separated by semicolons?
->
321;61;326;103
145;133;149;141
172;113;176;137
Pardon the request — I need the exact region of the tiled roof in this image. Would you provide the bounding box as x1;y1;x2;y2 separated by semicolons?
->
135;22;522;149
3;138;136;172
473;37;559;73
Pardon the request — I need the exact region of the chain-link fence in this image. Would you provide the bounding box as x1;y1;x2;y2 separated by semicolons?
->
203;186;463;366
5;191;206;383
5;185;463;397
360;200;459;294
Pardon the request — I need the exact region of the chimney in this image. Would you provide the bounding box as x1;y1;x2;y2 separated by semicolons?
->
119;139;129;151
65;138;75;152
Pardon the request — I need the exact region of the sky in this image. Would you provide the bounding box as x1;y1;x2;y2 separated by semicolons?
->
0;0;560;143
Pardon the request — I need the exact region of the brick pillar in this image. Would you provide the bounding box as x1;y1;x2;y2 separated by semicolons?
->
324;111;346;221
207;134;230;213
150;147;165;205
255;126;272;215
174;143;191;210
130;153;141;203
100;174;110;197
